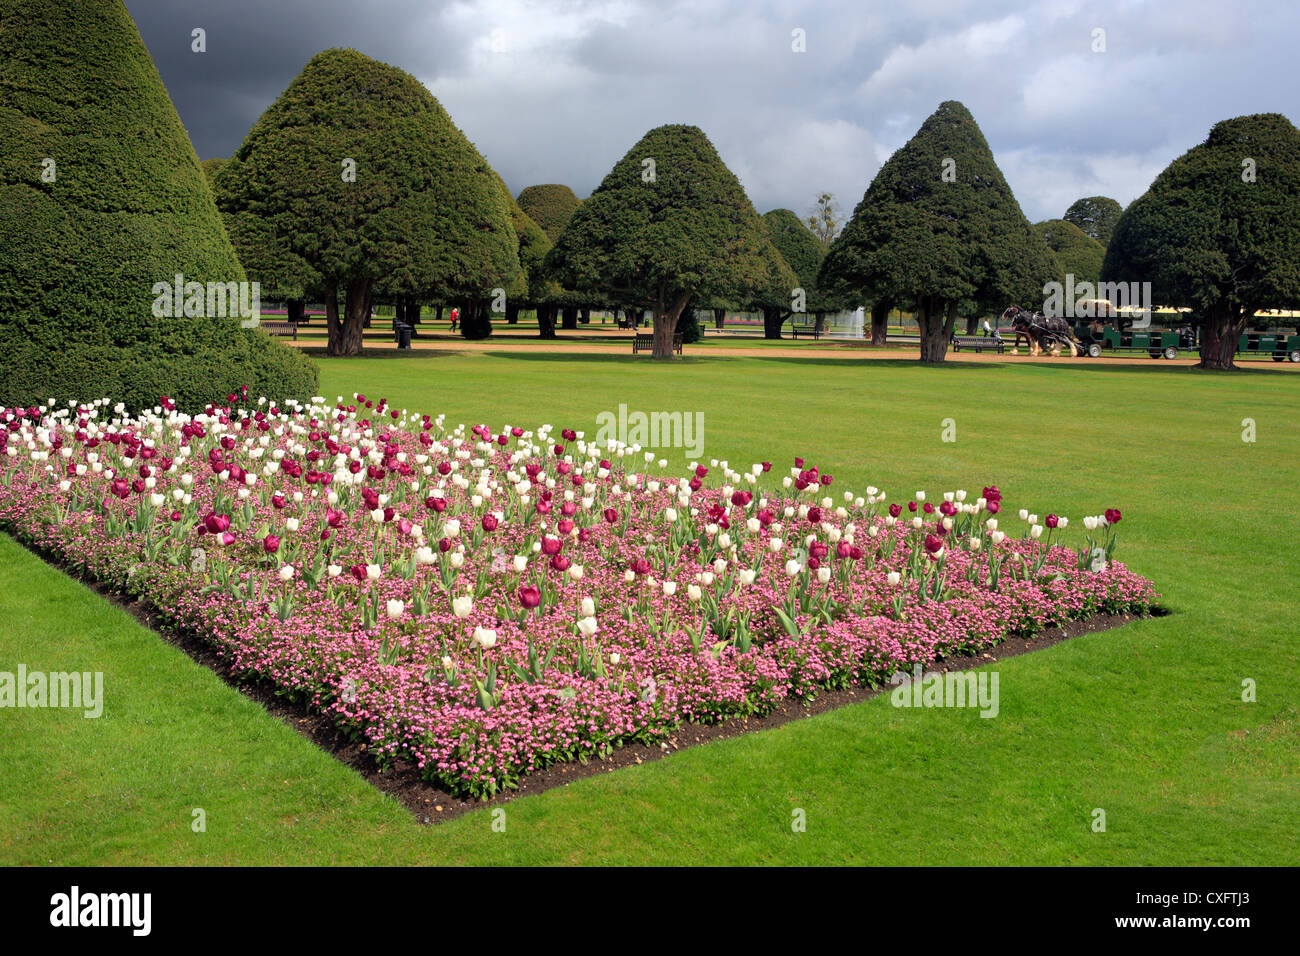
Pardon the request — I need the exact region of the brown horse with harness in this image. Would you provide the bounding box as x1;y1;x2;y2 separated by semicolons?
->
1000;306;1083;357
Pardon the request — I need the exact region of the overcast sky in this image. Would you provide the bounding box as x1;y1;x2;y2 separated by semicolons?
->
124;0;1298;224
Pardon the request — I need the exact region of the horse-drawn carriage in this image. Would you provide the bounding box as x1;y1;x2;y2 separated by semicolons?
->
1000;306;1084;357
1001;303;1300;361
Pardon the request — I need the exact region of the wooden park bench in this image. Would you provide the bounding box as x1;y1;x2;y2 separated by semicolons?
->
950;334;1006;354
258;320;297;340
789;322;821;340
632;333;683;355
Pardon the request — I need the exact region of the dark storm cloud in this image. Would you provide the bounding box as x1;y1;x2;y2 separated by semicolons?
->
123;0;465;160
121;0;1300;223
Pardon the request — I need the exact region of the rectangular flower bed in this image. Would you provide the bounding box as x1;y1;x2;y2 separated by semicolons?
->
0;394;1158;797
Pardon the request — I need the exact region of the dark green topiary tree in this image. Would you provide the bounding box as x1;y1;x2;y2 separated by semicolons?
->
214;48;522;356
1102;113;1300;370
818;101;1055;362
200;158;228;186
544;125;776;359
1034;219;1105;286
517;184;583;243
760;208;854;337
0;0;317;412
1063;196;1124;247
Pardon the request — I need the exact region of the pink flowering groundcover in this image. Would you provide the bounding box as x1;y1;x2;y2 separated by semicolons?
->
0;394;1159;797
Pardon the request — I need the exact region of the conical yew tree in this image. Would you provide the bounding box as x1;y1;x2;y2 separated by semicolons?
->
1103;113;1300;370
545;125;774;358
1063;196;1123;247
1035;219;1105;286
214;48;522;356
760;208;854;337
517;184;582;243
819;101;1054;362
0;0;317;410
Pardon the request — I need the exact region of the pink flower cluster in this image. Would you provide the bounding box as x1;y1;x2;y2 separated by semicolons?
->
0;395;1159;797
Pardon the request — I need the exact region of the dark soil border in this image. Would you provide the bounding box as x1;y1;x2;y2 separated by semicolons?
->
9;531;1165;824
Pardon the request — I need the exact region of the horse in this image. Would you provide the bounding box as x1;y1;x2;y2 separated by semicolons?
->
1000;306;1081;357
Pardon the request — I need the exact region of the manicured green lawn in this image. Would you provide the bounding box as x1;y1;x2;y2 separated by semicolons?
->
2;352;1296;864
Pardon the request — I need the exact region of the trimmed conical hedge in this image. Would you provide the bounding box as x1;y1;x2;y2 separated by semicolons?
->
517;184;582;242
1034;219;1104;286
0;0;318;411
214;48;522;353
1103;112;1300;369
819;100;1054;361
545;124;774;356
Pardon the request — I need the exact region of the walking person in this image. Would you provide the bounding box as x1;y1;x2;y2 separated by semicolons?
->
449;306;459;333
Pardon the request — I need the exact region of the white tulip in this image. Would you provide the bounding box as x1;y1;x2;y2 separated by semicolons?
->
785;559;802;577
278;565;294;582
816;567;831;584
577;616;599;636
580;597;596;617
886;571;902;586
452;595;473;618
386;599;404;619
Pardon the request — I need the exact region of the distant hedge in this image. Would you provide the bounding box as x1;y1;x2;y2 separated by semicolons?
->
517;184;582;242
0;0;317;412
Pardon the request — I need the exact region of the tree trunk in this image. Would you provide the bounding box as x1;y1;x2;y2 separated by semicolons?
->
870;301;889;345
580;307;590;325
460;300;493;339
763;307;786;339
435;305;444;323
325;282;342;354
561;306;578;330
966;314;978;336
506;303;520;325
814;311;825;334
331;278;372;356
917;296;955;364
537;304;557;339
652;290;691;359
1198;305;1244;370
287;299;305;326
713;308;726;330
624;308;641;329
408;301;421;334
